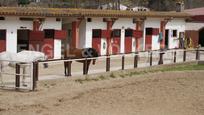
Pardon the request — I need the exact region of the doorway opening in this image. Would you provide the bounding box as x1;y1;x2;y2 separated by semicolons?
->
199;27;204;47
17;29;30;52
165;29;169;49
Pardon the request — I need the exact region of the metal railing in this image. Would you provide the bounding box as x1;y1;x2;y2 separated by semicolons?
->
0;60;34;91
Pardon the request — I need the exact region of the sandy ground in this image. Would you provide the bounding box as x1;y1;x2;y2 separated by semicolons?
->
0;70;204;115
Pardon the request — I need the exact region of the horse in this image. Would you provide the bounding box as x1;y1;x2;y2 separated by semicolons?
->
0;50;48;86
64;48;99;76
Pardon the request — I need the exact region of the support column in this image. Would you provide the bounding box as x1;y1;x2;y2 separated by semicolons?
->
160;19;169;49
107;21;113;55
135;20;143;51
71;21;80;49
33;19;41;31
160;21;166;49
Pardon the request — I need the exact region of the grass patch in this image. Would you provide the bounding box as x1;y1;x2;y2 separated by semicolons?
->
119;74;125;78
110;73;116;78
99;75;107;80
75;64;204;84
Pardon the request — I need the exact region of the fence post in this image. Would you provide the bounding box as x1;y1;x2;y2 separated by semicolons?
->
15;64;20;89
150;52;153;66
32;62;38;91
134;52;138;68
64;59;72;77
83;58;88;75
106;56;110;72
196;47;200;60
158;51;164;65
174;51;177;63
67;61;72;76
35;62;39;81
183;49;186;62
122;55;125;70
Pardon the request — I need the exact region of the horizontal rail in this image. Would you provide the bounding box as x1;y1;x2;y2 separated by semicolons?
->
38;48;202;64
0;72;30;77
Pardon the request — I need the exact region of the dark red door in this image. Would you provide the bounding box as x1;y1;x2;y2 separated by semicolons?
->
0;40;6;52
145;35;152;50
92;38;101;55
125;37;132;53
29;41;43;52
112;37;120;54
0;30;6;52
29;31;44;52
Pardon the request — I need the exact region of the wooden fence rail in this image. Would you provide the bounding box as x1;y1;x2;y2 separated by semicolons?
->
27;49;204;90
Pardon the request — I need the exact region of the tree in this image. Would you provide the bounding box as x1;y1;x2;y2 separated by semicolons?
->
18;0;30;5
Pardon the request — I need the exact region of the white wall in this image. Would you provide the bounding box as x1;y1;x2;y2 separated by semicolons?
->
85;18;107;54
101;38;107;55
166;19;186;49
0;16;33;53
112;18;135;53
120;28;125;53
79;20;87;48
186;22;204;31
41;18;63;59
84;18;136;54
144;18;161;50
54;39;61;59
41;18;62;30
0;16;62;58
152;35;160;50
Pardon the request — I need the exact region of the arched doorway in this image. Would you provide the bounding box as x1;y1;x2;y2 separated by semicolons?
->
199;27;204;47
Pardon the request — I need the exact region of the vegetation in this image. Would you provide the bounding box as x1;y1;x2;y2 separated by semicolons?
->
75;63;204;84
18;0;30;5
0;0;203;10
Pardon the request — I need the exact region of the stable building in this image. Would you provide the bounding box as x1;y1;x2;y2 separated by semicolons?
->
0;7;189;58
185;7;204;47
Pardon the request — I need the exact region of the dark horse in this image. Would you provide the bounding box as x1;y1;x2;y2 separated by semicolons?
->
64;48;99;76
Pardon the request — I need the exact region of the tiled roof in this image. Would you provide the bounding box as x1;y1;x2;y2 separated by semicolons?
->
0;7;190;18
185;7;204;16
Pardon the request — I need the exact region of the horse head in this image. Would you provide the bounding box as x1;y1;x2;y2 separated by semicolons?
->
82;48;99;65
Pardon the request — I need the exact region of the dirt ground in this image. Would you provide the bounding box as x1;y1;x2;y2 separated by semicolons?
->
0;70;204;115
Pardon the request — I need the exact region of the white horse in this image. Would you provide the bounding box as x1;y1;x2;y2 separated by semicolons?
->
0;50;48;86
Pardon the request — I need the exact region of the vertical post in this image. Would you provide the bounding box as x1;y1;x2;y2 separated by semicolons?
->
134;52;138;68
122;55;125;70
183;49;186;62
35;62;39;81
107;21;113;55
160;21;165;49
64;61;72;77
83;58;88;75
150;52;153;66
106;56;110;72
174;51;177;63
32;62;38;91
71;21;79;49
67;61;72;76
196;47;200;60
158;52;164;65
15;64;20;89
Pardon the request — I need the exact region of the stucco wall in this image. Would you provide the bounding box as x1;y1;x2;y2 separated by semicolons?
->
112;18;135;53
79;20;86;48
0;16;62;59
84;18;136;54
186;22;204;31
144;18;161;50
0;16;33;53
85;18;107;55
166;19;186;49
